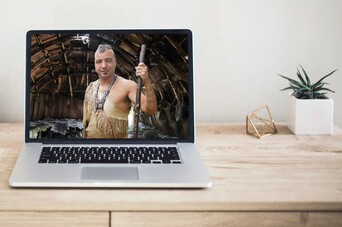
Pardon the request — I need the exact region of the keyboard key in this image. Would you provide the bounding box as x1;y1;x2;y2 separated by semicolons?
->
38;158;48;163
172;161;182;164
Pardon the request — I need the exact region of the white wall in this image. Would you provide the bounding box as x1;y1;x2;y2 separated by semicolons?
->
0;0;341;127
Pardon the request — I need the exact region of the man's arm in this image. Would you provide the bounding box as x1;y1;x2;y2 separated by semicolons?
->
82;83;93;138
82;97;88;138
141;81;157;115
130;63;157;115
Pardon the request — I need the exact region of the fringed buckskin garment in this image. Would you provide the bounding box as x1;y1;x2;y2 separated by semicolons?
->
83;81;129;138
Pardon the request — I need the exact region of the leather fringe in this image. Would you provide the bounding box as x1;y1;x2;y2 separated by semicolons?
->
86;82;128;136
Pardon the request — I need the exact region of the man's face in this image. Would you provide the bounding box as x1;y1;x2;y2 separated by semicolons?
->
94;49;116;80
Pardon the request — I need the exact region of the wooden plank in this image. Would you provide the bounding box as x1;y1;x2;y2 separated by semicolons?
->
0;212;108;227
111;212;342;227
0;123;24;142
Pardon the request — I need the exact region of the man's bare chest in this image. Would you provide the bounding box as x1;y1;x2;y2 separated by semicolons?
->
107;89;131;110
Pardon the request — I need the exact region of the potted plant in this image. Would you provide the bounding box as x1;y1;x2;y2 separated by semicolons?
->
279;65;338;135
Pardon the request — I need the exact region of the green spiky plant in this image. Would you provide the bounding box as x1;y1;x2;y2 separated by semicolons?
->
279;65;338;99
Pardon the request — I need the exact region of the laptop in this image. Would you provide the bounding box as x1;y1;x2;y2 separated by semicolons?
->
9;29;212;188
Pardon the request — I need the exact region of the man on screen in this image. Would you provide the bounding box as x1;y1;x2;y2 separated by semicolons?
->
83;44;157;138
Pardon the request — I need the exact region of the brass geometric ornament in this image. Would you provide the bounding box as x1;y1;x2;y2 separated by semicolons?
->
246;105;277;139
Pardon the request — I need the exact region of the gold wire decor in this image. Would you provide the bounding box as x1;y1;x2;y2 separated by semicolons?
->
246;105;277;139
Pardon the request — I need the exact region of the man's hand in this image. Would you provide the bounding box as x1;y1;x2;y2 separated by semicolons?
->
134;62;157;115
135;63;150;86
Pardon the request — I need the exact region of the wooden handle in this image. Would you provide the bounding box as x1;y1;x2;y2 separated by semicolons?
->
139;44;147;63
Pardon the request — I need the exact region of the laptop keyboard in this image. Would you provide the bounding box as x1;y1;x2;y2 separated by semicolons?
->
38;146;182;164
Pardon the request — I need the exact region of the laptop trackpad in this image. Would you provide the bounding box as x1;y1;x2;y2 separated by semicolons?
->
81;167;139;181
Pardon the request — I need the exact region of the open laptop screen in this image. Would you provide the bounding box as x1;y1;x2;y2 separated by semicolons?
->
26;29;194;143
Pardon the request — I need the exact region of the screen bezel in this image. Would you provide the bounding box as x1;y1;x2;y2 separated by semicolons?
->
25;29;195;144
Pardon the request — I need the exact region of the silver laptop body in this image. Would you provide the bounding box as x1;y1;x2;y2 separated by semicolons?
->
9;29;212;188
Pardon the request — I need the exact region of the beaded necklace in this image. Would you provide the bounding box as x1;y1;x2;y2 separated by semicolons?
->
94;75;117;113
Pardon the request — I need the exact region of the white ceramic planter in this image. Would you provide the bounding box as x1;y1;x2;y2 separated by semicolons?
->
287;96;334;135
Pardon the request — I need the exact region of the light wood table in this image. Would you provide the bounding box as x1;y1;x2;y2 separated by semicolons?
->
1;123;342;226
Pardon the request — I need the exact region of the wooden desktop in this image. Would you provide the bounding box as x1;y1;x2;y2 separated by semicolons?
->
0;123;342;226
